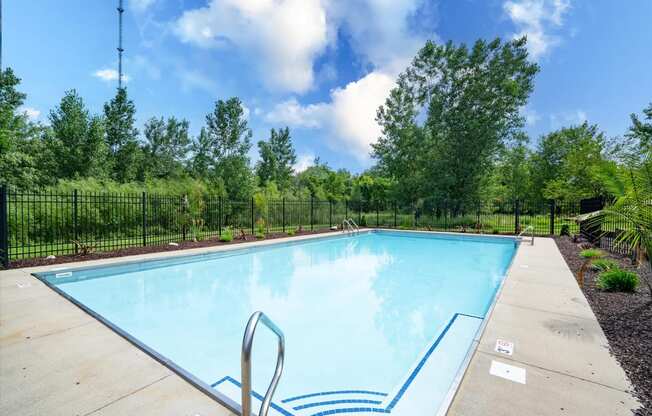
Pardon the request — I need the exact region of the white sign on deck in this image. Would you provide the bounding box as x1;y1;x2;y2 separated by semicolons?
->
495;339;514;356
490;360;526;384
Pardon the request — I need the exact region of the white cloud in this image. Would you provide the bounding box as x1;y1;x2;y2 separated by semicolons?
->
294;153;316;173
21;107;41;121
504;0;571;60
522;106;541;126
93;68;131;83
174;0;329;93
173;0;432;93
266;71;395;162
129;0;156;13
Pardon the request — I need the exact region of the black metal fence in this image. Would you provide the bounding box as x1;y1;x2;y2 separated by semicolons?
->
0;186;637;267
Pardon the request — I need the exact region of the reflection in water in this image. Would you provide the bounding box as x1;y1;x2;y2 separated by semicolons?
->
57;233;514;401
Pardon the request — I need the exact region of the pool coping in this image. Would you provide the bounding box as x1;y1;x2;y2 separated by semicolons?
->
1;230;638;416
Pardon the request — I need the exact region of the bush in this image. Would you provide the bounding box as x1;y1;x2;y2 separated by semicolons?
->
597;269;639;292
579;248;604;259
255;232;265;239
560;224;570;236
219;227;233;242
287;229;296;236
591;259;618;272
492;228;499;234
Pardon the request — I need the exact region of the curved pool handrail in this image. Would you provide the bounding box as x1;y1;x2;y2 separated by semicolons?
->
516;225;534;245
241;311;285;416
347;218;360;235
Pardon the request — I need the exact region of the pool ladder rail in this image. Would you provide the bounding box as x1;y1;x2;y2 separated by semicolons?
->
516;225;535;245
342;218;360;235
241;311;285;416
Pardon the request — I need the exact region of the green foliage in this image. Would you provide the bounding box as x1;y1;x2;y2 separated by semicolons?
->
374;37;539;207
535;123;607;201
104;88;140;182
596;269;639;292
219;227;233;242
580;248;605;259
255;218;266;236
255;232;265;239
47;90;109;180
560;224;570;236
141;117;191;179
591;258;618;272
256;127;297;190
287;229;296;236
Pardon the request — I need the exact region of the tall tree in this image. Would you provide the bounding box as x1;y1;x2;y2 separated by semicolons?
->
531;122;607;201
374;37;539;208
204;97;253;199
190;127;212;178
0;68;46;188
104;87;140;182
256;127;297;189
46;90;108;180
141;116;191;179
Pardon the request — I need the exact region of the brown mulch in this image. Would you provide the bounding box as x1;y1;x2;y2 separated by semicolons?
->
554;236;652;415
8;228;336;269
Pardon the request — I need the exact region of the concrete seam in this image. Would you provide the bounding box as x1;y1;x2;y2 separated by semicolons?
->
82;374;172;416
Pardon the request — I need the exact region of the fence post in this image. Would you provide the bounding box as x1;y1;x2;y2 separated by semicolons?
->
73;189;79;253
142;192;147;246
549;200;555;235
310;197;314;231
251;197;255;235
376;202;379;228
0;186;9;268
358;202;362;225
345;200;348;220
514;200;520;234
179;195;186;241
218;197;222;237
394;201;397;228
329;200;333;229
282;198;286;233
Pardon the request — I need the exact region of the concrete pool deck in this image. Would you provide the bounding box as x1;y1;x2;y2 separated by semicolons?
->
0;231;640;415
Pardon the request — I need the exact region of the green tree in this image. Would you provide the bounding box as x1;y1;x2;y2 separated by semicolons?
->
104;88;140;182
495;140;532;203
532;122;607;201
190;127;212;178
204;97;253;199
0;68;46;188
141;116;191;179
374;37;538;208
256;127;297;189
46;90;108;180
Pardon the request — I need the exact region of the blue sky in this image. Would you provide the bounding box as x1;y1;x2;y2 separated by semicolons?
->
6;0;652;173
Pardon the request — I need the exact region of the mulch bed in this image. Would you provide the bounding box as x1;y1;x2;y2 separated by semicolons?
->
554;236;652;415
8;228;336;269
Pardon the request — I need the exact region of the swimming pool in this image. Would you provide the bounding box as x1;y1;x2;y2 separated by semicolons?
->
35;230;517;416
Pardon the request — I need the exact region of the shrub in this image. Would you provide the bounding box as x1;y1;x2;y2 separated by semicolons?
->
578;249;605;287
219;227;233;242
287;229;295;236
492;228;500;235
597;269;639;292
560;224;570;236
255;218;266;236
591;259;618;272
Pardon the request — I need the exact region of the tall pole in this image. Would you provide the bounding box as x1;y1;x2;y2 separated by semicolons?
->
117;0;124;89
1;0;3;71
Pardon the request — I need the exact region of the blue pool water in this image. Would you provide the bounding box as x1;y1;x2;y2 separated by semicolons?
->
37;231;517;416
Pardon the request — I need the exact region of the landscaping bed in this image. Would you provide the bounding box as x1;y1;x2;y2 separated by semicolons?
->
554;236;651;415
8;228;337;269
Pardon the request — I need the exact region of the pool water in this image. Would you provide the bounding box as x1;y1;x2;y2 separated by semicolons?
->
38;231;517;416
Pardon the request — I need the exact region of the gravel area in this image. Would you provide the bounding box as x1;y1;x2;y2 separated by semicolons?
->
7;228;336;269
554;236;651;415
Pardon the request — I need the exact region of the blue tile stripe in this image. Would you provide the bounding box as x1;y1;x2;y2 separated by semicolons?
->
293;399;383;411
211;376;294;416
282;390;388;403
309;408;390;416
384;312;483;411
210;311;483;416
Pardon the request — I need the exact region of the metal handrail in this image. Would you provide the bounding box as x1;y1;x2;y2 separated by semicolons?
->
241;311;285;416
342;219;354;235
347;218;360;234
517;225;534;245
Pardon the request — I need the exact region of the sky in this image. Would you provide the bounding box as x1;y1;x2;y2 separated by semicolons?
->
5;0;652;173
